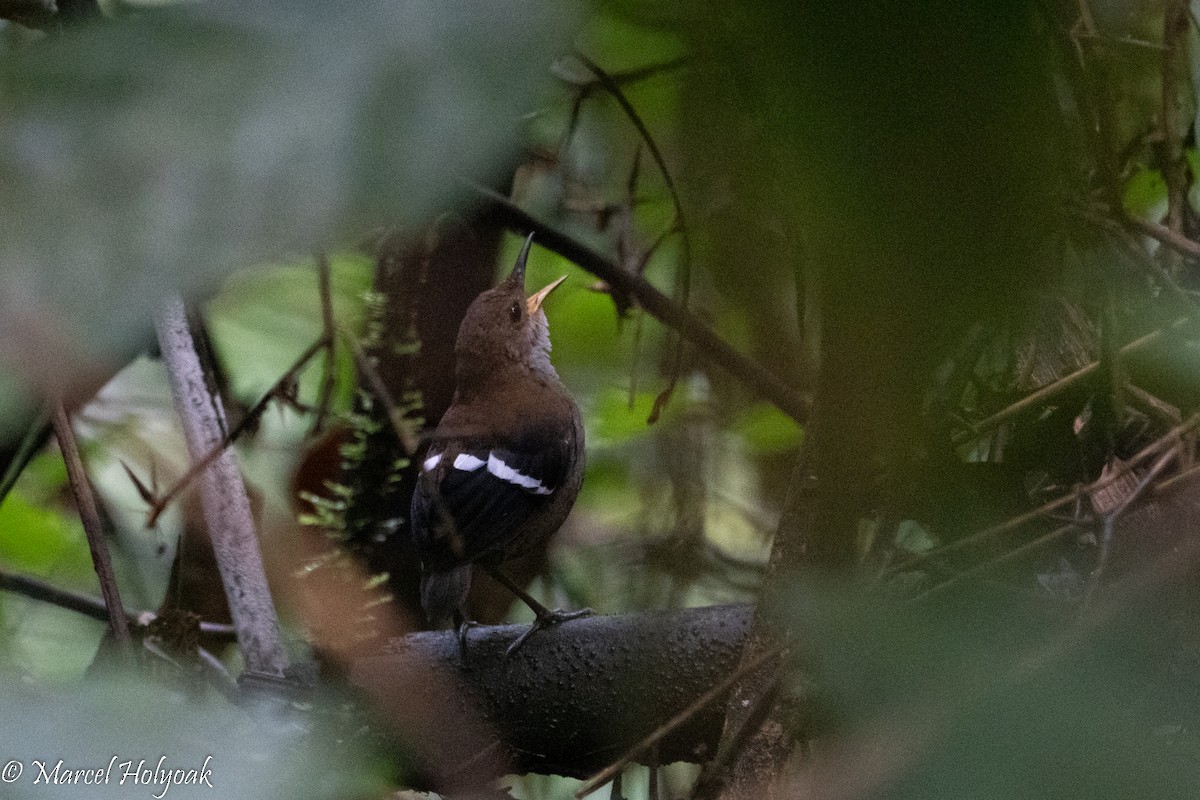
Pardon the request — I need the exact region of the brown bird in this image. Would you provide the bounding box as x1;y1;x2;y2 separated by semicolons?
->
410;233;589;652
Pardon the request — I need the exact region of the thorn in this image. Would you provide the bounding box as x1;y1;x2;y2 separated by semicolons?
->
119;460;158;506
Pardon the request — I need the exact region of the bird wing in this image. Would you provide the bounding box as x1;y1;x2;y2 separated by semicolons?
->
411;428;573;567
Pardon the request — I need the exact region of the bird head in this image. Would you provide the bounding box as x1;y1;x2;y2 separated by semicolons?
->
453;233;567;387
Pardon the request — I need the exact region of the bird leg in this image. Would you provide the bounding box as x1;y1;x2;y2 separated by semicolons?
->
483;564;592;655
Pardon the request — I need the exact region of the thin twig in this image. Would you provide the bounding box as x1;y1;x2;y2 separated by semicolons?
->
577;54;687;236
312;251;339;434
1070;204;1199;309
554;55;688;90
1114;228;1198;309
688;668;784;800
0;405;50;508
1126;382;1181;424
0;565;238;640
577;53;694;419
1074;31;1168;51
554;86;589;189
574;646;782;798
1070;0;1125;209
147;334;328;527
1149;459;1200;494
911;523;1078;602
51;402;132;647
610;771;624;800
1160;0;1189;275
893;411;1200;574
1075;0;1097;36
338;325;420;456
466;183;812;424
910;415;1200;600
0;565;118;624
1079;446;1179;611
1125;216;1200;259
447;739;505;783
953;315;1194;444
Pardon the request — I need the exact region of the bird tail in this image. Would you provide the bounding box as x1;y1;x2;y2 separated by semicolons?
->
420;564;472;626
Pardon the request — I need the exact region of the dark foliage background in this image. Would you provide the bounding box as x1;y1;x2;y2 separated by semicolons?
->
2;1;1200;798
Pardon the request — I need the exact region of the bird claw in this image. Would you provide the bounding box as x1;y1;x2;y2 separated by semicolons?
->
456;619;478;652
505;607;594;656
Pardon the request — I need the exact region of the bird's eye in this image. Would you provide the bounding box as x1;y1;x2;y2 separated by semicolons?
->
508;302;521;324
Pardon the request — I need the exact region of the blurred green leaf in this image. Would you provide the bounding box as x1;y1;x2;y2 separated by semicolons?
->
0;675;391;798
732;402;802;454
1122;165;1168;222
771;580;1200;799
894;519;936;556
205;254;372;404
0;456;106;683
0;444;92;584
0;0;577;391
0;490;84;574
589;387;656;444
576;12;684;75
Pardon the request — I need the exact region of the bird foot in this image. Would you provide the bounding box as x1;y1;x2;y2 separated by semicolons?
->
505;607;593;656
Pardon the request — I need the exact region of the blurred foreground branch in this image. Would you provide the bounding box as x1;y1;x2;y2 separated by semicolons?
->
0;0;98;29
351;604;753;779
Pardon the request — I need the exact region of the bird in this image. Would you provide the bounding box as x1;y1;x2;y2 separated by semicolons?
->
410;232;590;653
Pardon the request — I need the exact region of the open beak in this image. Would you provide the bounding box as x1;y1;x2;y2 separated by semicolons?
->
526;275;567;315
